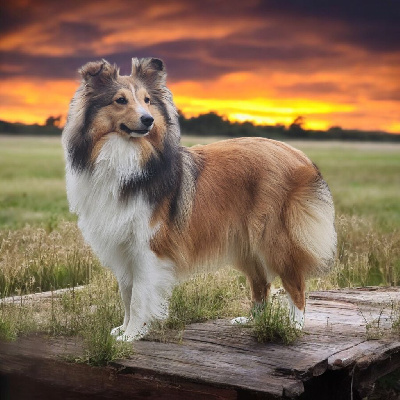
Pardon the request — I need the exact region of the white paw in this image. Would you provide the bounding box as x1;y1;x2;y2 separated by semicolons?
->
289;305;305;329
117;323;150;342
116;333;135;342
230;316;251;325
110;325;124;337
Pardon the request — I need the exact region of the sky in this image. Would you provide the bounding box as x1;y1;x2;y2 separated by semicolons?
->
1;0;399;133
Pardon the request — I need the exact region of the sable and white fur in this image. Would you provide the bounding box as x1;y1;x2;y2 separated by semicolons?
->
62;58;337;341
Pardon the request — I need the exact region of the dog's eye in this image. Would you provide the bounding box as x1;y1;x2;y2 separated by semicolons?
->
116;97;128;105
144;97;150;104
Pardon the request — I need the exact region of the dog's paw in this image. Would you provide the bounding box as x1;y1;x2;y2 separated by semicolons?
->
289;305;305;330
117;323;149;342
110;325;125;337
116;333;135;342
230;316;251;325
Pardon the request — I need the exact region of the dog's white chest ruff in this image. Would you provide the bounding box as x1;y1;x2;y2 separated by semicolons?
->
66;135;154;267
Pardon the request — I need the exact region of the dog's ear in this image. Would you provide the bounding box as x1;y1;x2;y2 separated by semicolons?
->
131;57;166;86
79;60;118;87
149;58;164;72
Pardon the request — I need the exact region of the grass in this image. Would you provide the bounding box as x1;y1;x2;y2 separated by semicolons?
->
0;222;101;298
0;270;133;365
251;296;302;344
165;270;250;330
308;215;400;290
296;141;400;232
0;136;72;229
1;135;399;363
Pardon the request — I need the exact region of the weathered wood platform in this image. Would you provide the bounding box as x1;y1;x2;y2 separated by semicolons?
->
1;287;399;399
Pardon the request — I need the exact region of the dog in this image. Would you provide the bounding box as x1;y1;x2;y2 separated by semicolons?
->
62;58;337;341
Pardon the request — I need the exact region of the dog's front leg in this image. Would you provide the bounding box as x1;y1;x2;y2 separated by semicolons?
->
111;270;133;337
116;280;156;342
116;257;175;342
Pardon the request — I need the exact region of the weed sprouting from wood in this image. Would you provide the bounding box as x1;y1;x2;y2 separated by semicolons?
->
76;301;133;366
50;271;133;366
361;308;386;340
390;301;400;335
359;300;400;340
251;295;302;345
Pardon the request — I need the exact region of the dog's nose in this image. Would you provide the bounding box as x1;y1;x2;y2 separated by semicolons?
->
140;115;154;127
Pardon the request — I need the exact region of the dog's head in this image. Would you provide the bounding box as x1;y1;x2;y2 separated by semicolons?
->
79;58;167;139
63;58;178;171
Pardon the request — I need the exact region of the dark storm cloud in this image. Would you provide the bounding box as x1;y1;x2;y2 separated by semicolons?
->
253;0;400;53
0;38;232;83
1;0;399;82
0;1;73;36
0;52;90;80
52;21;107;48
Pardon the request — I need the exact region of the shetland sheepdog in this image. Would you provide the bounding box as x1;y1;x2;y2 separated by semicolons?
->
62;58;337;341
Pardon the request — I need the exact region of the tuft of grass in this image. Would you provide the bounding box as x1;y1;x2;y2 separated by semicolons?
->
165;270;250;330
251;295;302;345
361;308;386;340
76;298;133;366
48;271;133;366
358;300;400;340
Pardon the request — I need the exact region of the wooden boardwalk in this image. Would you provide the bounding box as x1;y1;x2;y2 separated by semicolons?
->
1;287;399;399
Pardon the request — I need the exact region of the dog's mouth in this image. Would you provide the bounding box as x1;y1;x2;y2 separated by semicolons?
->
120;123;149;136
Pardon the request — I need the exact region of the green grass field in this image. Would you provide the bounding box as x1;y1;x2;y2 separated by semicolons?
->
0;136;71;229
1;134;399;290
1;136;399;231
1;135;399;357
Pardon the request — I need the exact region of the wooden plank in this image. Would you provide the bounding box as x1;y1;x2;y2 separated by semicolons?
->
1;287;399;399
0;336;238;400
115;336;305;397
0;286;85;305
309;286;400;305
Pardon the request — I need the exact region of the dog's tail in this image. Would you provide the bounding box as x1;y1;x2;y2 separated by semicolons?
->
285;164;337;276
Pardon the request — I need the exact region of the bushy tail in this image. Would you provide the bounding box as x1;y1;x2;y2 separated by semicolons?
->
286;165;337;276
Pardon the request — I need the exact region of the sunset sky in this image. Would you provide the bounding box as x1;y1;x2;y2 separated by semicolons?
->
1;0;399;132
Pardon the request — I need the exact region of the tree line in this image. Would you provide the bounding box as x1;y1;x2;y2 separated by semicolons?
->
179;112;400;142
1;112;399;142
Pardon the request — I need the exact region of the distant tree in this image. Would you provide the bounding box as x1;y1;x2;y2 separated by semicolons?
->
328;126;342;132
288;116;306;137
45;115;62;127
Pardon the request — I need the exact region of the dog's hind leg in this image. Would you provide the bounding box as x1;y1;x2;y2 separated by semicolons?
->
231;258;273;325
281;270;306;329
